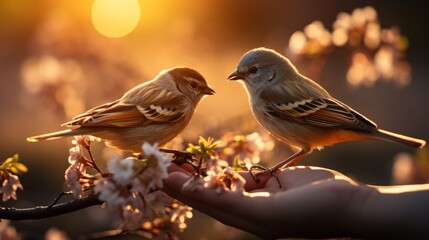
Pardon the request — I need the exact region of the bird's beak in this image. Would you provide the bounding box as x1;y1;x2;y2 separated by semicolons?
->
227;70;244;81
202;85;216;95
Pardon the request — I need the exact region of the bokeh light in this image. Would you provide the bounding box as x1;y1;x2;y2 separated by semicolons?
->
289;31;307;54
288;6;411;88
91;0;141;38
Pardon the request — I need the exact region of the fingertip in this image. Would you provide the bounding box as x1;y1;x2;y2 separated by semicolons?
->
167;163;195;174
167;163;184;173
166;170;190;183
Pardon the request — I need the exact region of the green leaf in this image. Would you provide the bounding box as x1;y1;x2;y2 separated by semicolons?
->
199;137;207;150
187;136;221;160
1;154;28;175
232;156;242;171
3;154;18;165
210;140;221;149
14;163;28;174
186;143;201;154
9;166;20;175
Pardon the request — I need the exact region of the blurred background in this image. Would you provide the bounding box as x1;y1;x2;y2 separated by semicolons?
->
0;0;428;239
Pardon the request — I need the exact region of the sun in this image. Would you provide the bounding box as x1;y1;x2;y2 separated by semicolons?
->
91;0;141;38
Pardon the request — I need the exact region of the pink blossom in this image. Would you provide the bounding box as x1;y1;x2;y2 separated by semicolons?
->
65;136;101;198
64;163;82;198
0;174;23;202
67;145;82;164
94;178;127;207
140;142;171;190
223;167;246;193
203;167;246;194
108;155;135;184
203;170;226;194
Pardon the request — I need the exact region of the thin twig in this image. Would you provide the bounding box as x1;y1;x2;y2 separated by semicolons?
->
86;142;103;174
0;194;102;220
48;186;95;208
48;191;72;208
196;156;204;175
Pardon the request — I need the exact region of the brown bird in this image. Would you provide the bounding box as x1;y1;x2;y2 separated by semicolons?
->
228;47;426;176
28;67;215;153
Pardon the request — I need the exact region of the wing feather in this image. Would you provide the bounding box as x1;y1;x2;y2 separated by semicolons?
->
63;86;187;128
261;86;377;132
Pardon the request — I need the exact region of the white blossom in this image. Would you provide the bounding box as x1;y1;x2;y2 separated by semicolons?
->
64;162;82;198
140;142;171;190
68;145;82;164
65;143;97;198
94;178;127;207
203;170;225;194
72;135;101;149
223;167;246;193
203;167;246;194
0;174;23;202
92;142;192;236
108;155;135;184
142;142;170;164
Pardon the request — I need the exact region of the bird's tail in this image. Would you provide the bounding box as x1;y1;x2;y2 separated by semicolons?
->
27;129;81;142
374;129;426;148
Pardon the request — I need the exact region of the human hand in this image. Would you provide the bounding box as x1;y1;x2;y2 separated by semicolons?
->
163;164;372;239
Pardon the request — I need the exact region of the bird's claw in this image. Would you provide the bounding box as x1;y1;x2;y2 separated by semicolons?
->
160;149;195;164
249;165;282;188
159;149;207;176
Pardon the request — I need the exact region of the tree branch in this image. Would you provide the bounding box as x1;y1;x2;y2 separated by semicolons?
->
0;194;102;220
0;149;191;221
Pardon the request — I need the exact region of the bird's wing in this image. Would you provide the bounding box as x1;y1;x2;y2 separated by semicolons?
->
261;87;377;132
63;89;187;128
69;100;120;121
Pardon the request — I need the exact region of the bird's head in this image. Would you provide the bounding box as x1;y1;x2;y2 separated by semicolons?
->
228;47;298;91
168;67;215;102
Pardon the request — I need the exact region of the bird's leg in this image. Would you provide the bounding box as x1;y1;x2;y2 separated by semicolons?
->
249;149;309;188
271;148;309;170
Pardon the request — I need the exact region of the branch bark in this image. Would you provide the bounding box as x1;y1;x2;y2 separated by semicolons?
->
0;194;102;220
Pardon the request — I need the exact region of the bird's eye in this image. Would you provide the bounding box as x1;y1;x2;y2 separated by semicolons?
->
190;81;198;89
248;66;258;74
